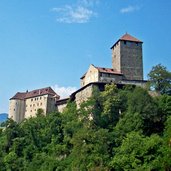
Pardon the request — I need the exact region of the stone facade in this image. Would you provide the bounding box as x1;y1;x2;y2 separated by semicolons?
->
9;99;25;122
80;64;123;87
9;87;59;123
75;84;93;106
81;64;99;87
56;98;69;113
25;94;57;118
111;33;143;80
112;41;121;73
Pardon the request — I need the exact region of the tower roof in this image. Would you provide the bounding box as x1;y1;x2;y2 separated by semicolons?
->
111;33;143;49
120;33;142;42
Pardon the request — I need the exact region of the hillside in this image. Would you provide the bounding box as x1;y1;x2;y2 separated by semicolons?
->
0;85;170;170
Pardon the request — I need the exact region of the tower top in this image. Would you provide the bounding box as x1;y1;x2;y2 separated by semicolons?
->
111;33;143;49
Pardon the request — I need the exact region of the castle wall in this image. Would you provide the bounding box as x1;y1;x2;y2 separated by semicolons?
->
46;95;57;114
81;65;99;87
25;94;48;118
9;99;25;123
120;41;143;80
121;80;147;88
57;103;67;113
112;40;143;81
99;73;123;83
112;41;121;72
75;84;94;107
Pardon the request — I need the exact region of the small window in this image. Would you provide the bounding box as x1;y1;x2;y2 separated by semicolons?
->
30;110;32;112
124;41;127;45
31;99;33;101
136;42;139;46
40;97;42;100
30;104;32;107
35;98;36;101
14;109;15;111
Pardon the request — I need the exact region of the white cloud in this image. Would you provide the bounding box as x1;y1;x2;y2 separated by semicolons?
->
120;5;140;14
51;1;98;23
80;0;99;7
52;84;77;99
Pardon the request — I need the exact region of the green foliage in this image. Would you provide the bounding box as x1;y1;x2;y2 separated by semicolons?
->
0;82;171;170
110;132;163;170
148;64;171;94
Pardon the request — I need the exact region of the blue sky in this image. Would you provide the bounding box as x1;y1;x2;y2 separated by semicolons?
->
0;0;171;113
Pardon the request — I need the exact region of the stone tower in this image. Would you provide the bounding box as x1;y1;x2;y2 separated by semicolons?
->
111;33;143;80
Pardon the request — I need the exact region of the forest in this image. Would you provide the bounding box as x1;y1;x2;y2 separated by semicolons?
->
0;64;171;171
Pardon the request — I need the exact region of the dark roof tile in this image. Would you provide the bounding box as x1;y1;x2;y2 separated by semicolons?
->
95;66;123;75
111;33;143;49
10;87;60;100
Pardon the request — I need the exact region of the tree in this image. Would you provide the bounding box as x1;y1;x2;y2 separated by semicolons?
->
127;87;159;135
148;64;171;94
110;132;163;170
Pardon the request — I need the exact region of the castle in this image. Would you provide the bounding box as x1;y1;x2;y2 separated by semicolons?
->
9;33;147;122
9;87;60;122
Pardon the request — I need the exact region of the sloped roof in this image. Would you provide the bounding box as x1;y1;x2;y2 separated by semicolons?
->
111;33;143;49
10;92;27;100
26;87;59;99
10;87;60;100
120;33;142;42
80;65;123;79
95;66;123;75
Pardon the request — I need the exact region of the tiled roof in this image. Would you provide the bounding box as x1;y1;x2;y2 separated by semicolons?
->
80;65;123;79
120;33;142;43
10;92;27;100
26;87;59;99
95;66;123;75
10;87;60;100
111;33;142;49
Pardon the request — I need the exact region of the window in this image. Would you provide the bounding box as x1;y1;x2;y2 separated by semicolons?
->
35;98;36;101
31;99;33;101
40;97;42;100
124;41;127;45
30;110;32;112
30;104;32;107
